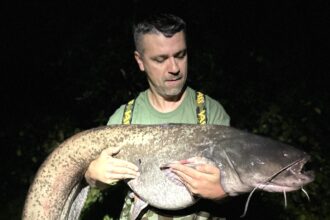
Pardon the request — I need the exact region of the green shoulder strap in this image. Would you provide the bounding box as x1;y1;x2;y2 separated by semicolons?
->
196;91;208;124
122;99;135;125
122;91;207;125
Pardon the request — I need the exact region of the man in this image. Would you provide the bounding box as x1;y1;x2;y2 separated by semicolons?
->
85;13;230;219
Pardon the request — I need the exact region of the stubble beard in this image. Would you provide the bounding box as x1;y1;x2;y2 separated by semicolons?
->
148;74;187;101
160;80;186;101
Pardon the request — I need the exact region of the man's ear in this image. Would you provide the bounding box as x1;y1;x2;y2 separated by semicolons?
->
134;51;145;71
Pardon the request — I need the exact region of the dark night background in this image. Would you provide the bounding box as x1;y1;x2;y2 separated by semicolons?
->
1;0;329;219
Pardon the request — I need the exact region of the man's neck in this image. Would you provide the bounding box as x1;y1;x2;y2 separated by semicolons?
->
147;89;186;113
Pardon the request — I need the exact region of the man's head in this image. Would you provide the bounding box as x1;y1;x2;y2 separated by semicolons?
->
133;13;188;100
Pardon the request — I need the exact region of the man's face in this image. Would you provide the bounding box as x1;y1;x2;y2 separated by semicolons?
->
134;31;188;99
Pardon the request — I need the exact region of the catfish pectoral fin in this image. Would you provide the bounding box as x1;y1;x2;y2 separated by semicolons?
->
130;194;149;220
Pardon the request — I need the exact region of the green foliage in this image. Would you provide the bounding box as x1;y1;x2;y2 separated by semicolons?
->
80;183;129;220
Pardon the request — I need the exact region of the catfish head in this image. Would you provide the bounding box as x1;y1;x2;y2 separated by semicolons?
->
214;132;315;195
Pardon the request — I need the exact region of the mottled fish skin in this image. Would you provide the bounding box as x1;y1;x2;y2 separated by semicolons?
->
22;124;314;220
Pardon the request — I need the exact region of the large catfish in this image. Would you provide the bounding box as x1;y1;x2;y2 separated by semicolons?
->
22;124;314;220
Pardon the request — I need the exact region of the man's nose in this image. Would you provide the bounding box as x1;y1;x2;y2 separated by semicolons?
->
168;57;180;75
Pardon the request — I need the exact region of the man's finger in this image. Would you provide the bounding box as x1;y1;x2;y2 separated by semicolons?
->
103;146;122;156
172;169;198;195
169;163;198;178
105;172;139;180
195;164;219;174
106;165;140;176
171;168;193;184
108;157;139;172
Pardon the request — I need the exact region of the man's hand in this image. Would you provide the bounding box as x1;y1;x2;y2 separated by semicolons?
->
85;147;140;189
168;162;227;200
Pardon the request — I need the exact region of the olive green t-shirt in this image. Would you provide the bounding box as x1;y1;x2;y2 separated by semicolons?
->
107;87;230;126
105;87;230;220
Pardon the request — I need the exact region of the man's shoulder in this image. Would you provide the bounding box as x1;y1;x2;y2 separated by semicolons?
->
107;105;126;125
186;87;220;105
187;87;230;125
107;90;148;125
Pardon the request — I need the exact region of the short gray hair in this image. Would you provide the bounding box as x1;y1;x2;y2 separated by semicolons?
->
133;13;186;53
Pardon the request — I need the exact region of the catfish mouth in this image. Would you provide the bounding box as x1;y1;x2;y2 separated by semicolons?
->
256;156;315;192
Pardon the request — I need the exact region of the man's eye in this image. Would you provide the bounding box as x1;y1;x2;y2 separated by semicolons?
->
176;52;186;59
155;58;165;63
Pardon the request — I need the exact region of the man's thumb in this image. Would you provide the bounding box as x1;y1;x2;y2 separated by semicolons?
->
104;146;122;156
